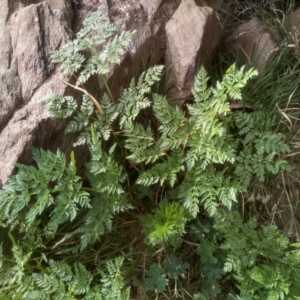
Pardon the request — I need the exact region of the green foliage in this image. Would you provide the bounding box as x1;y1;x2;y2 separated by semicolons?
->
179;165;241;217
119;65;164;129
79;127;131;250
233;110;292;187
0;237;129;299
215;210;300;299
50;12;133;85
144;264;168;293
0;13;132;298
0;10;297;300
141;199;188;247
163;255;189;279
21;257;127;300
0;148;89;236
41;94;77;119
97;257;130;300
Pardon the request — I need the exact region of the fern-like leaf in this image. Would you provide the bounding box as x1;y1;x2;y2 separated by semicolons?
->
141;199;188;247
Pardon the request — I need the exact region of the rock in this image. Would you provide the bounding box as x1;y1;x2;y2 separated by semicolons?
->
0;0;74;186
1;0;232;186
0;3;21;132
165;0;222;105
290;7;300;27
0;0;181;186
0;73;76;186
9;2;72;104
73;0;110;30
285;7;300;40
225;18;277;73
107;0;180;100
0;0;73;133
195;0;223;10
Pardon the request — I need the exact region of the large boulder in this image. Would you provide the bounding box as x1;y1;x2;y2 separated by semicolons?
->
0;0;74;186
225;18;277;73
0;0;225;185
285;7;300;41
0;0;181;186
0;0;73;131
165;0;222;105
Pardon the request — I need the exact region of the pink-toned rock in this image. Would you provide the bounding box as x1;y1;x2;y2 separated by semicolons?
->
165;0;222;104
96;0;180;101
0;0;74;186
0;73;73;187
0;0;181;186
225;18;277;73
9;2;72;104
0;0;73;132
289;6;300;28
286;7;300;42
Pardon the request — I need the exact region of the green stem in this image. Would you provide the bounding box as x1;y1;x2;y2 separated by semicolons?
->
102;75;115;104
123;246;147;280
86;239;137;268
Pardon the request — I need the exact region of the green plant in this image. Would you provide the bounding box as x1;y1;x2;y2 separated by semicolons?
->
217;0;300;241
215;210;300;299
0;12;133;299
233;110;291;187
0;11;298;300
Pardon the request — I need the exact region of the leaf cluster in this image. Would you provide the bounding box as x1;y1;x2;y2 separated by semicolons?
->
0;11;297;300
233;110;291;187
215;210;300;299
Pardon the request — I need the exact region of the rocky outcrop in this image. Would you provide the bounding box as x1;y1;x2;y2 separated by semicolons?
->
225;18;277;73
288;6;300;29
165;0;222;104
0;0;74;186
0;0;181;186
286;7;300;41
0;1;73;131
0;0;231;186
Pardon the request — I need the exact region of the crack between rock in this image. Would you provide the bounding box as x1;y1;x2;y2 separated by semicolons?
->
7;33;13;70
36;3;55;85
